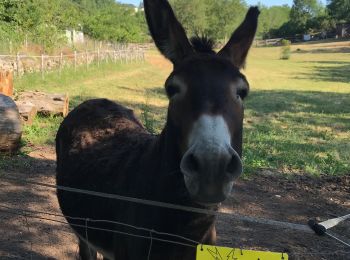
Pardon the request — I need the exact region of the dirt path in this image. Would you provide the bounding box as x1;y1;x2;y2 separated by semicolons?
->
0;147;349;260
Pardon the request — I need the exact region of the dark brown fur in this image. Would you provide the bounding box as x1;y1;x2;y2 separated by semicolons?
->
56;99;215;260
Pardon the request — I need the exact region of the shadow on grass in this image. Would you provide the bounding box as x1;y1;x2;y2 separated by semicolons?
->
244;90;350;175
295;60;350;83
246;90;350;115
293;47;350;54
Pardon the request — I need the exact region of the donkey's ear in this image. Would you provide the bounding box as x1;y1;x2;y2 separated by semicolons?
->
144;0;194;65
218;7;260;69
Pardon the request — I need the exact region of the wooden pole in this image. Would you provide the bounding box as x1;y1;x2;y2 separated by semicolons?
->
41;54;44;79
114;50;116;63
74;51;77;72
97;48;100;67
16;53;20;77
59;52;63;76
85;50;89;69
9;40;12;54
86;50;88;69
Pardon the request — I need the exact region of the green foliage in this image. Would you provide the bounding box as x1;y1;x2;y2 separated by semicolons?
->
83;4;145;42
327;0;350;23
290;0;325;33
204;0;247;41
257;5;291;38
280;39;291;59
270;0;341;38
0;0;148;50
170;0;207;35
170;0;247;41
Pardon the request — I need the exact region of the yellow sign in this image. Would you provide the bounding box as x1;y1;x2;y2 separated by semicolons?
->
197;245;288;260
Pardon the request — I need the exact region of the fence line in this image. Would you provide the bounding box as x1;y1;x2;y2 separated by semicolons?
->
0;205;197;249
1;174;349;259
0;174;312;233
0;203;199;246
1;204;350;259
0;49;145;78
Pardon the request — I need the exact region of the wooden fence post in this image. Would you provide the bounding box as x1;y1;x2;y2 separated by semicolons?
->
41;54;44;79
85;50;88;69
114;50;116;63
59;52;63;76
16;53;20;77
74;51;77;72
97;48;100;67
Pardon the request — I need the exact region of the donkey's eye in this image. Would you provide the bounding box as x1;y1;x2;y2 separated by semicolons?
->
166;85;180;97
236;88;248;100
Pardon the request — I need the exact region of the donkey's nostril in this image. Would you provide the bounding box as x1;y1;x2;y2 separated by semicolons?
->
188;153;199;172
181;152;200;175
226;152;243;177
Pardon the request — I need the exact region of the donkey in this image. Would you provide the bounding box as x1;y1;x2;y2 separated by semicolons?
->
56;1;259;259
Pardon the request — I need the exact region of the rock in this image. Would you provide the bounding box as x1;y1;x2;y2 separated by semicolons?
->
0;94;22;153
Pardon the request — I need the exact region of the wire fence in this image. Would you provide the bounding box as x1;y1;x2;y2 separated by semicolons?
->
0;174;349;260
0;48;145;79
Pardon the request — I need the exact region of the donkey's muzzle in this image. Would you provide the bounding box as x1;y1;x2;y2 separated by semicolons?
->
180;145;242;204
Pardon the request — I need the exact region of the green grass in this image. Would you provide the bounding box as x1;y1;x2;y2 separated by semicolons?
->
1;40;350;176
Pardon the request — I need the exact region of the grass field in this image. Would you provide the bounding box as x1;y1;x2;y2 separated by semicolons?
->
2;40;350;176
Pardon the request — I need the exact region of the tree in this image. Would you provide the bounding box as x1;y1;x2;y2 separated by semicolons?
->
169;0;248;41
170;0;207;36
0;0;150;48
83;4;145;42
290;0;324;33
258;4;291;38
327;0;350;23
204;0;247;41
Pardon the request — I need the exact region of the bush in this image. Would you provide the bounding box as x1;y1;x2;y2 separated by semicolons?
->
280;39;291;60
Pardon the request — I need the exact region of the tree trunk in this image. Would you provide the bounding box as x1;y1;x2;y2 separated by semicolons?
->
17;91;69;117
0;94;22;154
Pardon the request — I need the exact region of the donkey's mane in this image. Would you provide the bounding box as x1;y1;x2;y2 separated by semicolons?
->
190;36;216;54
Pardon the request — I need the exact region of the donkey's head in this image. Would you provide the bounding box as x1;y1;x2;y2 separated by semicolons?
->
144;0;259;205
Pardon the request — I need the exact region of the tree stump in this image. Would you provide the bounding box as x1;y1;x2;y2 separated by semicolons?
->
0;94;22;154
0;71;14;97
17;91;69;117
15;100;38;125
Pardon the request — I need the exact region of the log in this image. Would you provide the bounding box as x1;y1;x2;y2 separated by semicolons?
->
0;71;14;97
15;100;38;125
0;94;22;153
18;91;69;117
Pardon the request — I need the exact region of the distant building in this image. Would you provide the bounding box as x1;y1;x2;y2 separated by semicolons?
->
135;7;144;12
65;30;85;44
